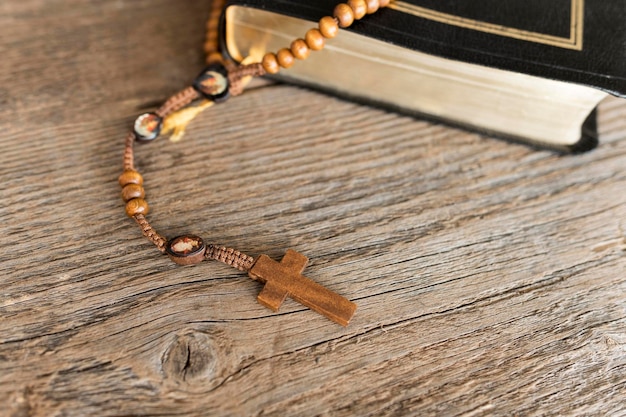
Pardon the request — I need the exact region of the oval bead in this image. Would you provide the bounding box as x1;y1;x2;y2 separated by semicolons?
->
348;0;368;19
134;113;162;142
319;16;339;38
276;48;295;68
334;4;355;28
262;53;280;74
290;39;310;60
125;198;149;217
166;235;207;266
365;0;379;14
118;170;144;187
305;29;325;51
121;184;145;202
193;63;230;102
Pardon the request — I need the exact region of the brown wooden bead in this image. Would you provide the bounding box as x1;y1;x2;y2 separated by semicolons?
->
305;28;325;51
118;170;143;187
379;0;390;7
262;52;280;74
319;16;339;38
290;39;310;60
348;0;367;19
121;184;145;202
125;198;149;217
365;0;379;14
276;48;295;68
333;3;355;28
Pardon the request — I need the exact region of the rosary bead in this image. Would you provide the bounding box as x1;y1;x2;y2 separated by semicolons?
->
121;184;145;202
134;113;163;142
193;64;230;102
125;198;149;217
276;48;296;68
348;0;367;19
365;0;379;14
319;16;339;38
305;28;326;51
118;170;144;187
166;235;207;266
262;53;280;74
334;4;355;28
290;39;310;60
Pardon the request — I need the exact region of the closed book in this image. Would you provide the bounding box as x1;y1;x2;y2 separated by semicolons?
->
220;0;626;151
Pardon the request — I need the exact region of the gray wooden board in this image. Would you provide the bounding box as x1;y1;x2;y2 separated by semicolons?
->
1;1;625;416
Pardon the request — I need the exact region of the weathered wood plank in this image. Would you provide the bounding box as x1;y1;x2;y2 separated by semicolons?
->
1;1;626;416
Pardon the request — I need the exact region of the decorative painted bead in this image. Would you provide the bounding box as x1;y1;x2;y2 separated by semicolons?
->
305;29;325;51
118;170;144;187
166;235;207;266
121;184;145;202
334;4;355;28
348;0;368;19
319;16;339;38
193;63;230;102
276;48;295;68
365;0;380;13
134;113;162;142
290;39;310;60
262;53;280;74
125;198;149;217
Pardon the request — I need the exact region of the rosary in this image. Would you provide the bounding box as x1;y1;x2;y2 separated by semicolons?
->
119;0;391;326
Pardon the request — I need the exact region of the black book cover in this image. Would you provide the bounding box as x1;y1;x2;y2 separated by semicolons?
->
223;0;626;98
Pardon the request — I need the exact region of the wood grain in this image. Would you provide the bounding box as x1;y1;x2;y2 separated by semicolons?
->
1;1;626;416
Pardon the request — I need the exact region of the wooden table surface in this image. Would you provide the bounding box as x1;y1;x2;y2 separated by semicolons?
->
2;1;626;416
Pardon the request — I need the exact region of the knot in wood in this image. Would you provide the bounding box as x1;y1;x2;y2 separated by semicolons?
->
162;332;217;384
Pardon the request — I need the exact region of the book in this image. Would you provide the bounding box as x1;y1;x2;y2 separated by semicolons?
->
220;0;626;151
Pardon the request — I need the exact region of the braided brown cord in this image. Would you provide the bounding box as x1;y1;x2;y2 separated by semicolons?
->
206;245;255;271
156;87;201;118
122;86;203;253
122;0;389;266
228;63;266;96
134;214;167;252
123;132;136;171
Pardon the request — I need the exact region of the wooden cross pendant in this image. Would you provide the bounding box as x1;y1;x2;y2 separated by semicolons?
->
248;249;357;326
